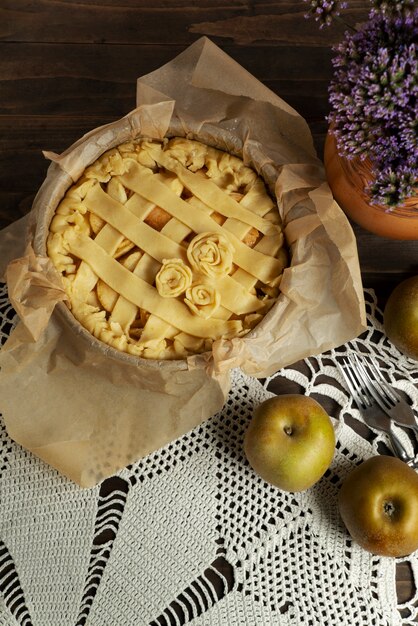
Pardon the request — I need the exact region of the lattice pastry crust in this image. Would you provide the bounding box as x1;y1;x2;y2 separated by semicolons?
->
47;137;288;359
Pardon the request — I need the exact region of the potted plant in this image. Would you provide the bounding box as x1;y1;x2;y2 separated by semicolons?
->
305;0;418;239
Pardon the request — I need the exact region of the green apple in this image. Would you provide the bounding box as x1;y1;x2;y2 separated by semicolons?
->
339;455;418;557
384;275;418;361
244;394;336;492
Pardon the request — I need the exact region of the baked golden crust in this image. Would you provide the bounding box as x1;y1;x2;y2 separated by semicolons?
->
47;137;288;359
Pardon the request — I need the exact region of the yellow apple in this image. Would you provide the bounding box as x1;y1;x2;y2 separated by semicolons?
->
384;275;418;361
244;394;336;492
339;455;418;557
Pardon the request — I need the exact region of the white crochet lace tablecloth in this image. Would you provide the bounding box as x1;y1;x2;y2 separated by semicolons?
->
1;283;418;626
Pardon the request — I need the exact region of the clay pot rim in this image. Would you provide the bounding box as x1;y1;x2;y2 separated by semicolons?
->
327;130;418;218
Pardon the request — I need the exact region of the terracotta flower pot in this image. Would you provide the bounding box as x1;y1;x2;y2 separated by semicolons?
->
324;131;418;240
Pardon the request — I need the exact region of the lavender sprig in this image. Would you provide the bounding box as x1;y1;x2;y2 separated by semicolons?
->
328;9;418;207
372;1;416;18
304;0;416;26
370;165;417;207
303;1;348;28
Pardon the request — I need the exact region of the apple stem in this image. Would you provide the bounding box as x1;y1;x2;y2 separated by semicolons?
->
384;501;395;518
284;426;293;436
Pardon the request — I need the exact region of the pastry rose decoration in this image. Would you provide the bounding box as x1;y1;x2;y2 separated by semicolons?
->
187;232;233;278
184;283;221;319
155;258;192;298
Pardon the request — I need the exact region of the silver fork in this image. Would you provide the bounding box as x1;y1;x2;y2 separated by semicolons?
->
360;356;418;436
340;355;416;466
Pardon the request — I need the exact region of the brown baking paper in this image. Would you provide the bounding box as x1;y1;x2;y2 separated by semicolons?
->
0;37;366;487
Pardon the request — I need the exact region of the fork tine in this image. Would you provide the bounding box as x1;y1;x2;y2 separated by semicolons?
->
340;357;369;408
358;356;407;418
364;355;418;437
347;355;377;406
356;357;393;410
339;360;358;401
350;354;391;414
342;357;415;463
368;371;394;409
369;357;401;404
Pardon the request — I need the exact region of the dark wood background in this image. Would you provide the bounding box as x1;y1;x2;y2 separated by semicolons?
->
1;0;417;613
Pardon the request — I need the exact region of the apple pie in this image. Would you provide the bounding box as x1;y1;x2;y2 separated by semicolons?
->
47;137;288;359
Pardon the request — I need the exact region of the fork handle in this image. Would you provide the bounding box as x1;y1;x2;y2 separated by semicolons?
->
404;423;418;439
389;430;411;463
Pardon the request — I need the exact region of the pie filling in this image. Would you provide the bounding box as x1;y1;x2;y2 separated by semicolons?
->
47;137;288;359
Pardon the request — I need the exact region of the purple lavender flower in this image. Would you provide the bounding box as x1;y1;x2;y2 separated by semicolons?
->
303;0;348;28
304;0;416;26
370;165;417;207
328;8;418;207
372;1;416;18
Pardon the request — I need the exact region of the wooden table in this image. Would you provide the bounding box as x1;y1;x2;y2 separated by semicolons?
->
1;0;418;614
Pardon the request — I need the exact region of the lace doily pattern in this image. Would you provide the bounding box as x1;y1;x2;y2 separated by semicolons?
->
0;283;417;626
